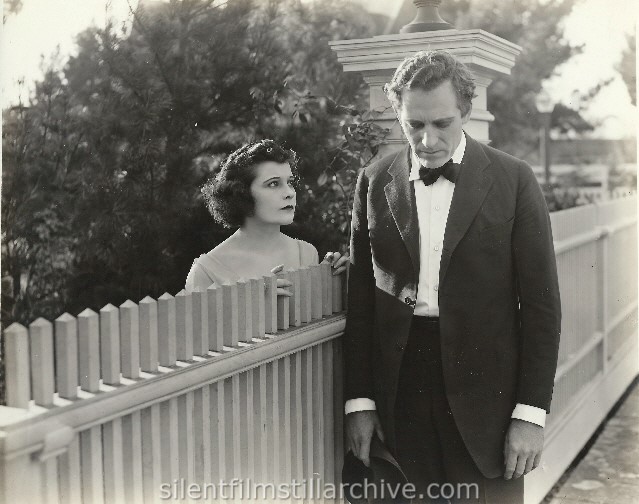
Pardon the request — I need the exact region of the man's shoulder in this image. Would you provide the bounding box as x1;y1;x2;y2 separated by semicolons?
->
362;147;408;178
471;137;528;171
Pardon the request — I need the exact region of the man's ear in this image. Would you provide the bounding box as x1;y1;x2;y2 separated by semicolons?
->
461;107;472;124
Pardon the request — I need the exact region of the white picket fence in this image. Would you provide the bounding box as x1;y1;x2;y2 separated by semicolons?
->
1;264;347;503
0;196;636;504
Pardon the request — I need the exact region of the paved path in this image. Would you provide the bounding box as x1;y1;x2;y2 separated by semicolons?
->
544;381;639;503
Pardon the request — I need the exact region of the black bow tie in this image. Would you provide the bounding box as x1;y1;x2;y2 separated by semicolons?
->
418;159;460;185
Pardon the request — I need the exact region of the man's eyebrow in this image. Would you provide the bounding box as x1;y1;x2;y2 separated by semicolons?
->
405;116;456;123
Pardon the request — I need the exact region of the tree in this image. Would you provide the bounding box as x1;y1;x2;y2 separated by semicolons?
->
617;33;636;106
439;0;596;158
3;0;22;23
2;0;382;324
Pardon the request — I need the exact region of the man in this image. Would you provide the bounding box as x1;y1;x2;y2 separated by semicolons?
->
343;50;561;503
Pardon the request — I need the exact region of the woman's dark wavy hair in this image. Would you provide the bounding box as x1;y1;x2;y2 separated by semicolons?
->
201;139;300;228
384;50;476;116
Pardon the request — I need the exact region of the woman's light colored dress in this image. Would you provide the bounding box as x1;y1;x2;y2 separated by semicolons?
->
185;239;318;292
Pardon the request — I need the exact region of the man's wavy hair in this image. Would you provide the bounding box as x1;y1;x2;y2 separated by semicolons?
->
202;139;300;228
384;50;476;116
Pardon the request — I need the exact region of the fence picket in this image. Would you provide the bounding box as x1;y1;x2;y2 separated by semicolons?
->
263;274;278;334
240;371;252;478
120;300;140;379
29;318;54;407
57;435;81;503
41;456;60;504
312;345;325;482
5;323;30;408
176;290;194;361
332;273;343;313
237;280;253;343
139;297;159;373
253;365;268;483
278;356;292;485
77;309;100;393
177;393;195;486
290;352;304;483
192;288;208;356
207;285;224;352
100;304;121;385
102;418;125;504
310;265;323;320
160;398;180;484
222;283;239;347
321;263;333;316
80;426;104;504
227;376;241;477
250;278;266;338
141;404;162;504
299;267;312;323
266;360;279;484
209;381;225;482
323;342;335;486
54;314;78;400
122;411;144;504
277;271;290;331
193;387;211;485
288;269;302;327
158;293;177;367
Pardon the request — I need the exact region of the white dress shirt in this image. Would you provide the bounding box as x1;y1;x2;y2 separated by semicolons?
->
345;132;547;428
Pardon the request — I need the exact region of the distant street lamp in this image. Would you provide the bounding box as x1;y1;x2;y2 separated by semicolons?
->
535;90;554;190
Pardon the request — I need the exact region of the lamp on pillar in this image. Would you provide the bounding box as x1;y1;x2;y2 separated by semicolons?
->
400;0;453;33
535;90;554;190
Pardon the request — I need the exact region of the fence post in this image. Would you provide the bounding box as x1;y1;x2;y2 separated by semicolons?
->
158;293;177;368
55;313;78;399
264;274;278;335
321;263;333;316
310;265;323;320
237;280;253;343
288;269;301;327
120;300;140;379
100;304;121;385
4;323;30;408
77;309;100;393
175;290;194;361
276;271;290;331
222;283;239;347
192;288;208;356
29;318;55;407
207;285;224;352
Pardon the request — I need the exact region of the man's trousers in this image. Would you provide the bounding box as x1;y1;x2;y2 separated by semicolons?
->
394;316;524;504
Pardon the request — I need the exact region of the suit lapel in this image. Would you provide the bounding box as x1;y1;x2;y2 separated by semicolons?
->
384;147;420;278
440;135;493;283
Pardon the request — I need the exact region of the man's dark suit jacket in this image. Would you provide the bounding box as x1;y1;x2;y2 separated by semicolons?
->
344;133;561;478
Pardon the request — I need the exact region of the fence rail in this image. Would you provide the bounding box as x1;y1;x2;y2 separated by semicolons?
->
1;196;637;504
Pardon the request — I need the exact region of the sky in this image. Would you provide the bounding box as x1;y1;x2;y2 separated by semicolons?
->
1;0;637;139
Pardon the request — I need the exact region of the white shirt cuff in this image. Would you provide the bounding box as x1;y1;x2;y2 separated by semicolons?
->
511;403;546;428
345;398;376;415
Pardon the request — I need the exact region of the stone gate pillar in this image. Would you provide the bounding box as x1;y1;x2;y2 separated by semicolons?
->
329;4;522;158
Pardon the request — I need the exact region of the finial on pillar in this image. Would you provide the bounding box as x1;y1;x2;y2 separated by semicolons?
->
400;0;453;33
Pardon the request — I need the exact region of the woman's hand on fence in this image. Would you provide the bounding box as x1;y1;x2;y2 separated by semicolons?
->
270;265;293;296
322;251;350;276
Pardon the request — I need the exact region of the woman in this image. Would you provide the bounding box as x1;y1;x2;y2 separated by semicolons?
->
185;139;347;294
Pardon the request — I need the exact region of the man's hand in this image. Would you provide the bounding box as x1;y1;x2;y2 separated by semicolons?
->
503;419;544;480
345;410;385;467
